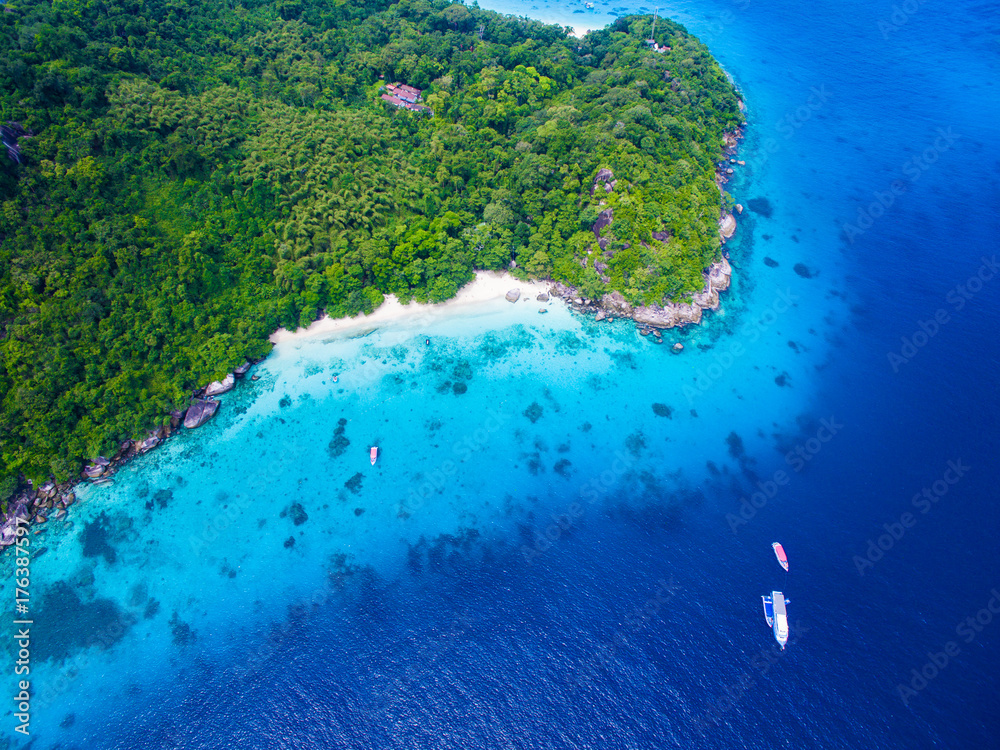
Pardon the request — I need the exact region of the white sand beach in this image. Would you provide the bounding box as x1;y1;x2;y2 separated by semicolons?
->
269;271;555;344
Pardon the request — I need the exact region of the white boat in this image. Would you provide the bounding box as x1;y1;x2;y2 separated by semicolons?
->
763;590;789;649
370;446;378;465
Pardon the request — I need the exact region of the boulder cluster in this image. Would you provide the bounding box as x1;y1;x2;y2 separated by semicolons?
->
543;148;741;334
1;359;259;548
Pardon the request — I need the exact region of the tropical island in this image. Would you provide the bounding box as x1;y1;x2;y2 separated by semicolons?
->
0;0;743;496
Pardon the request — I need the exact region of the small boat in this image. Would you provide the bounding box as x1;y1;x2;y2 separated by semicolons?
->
761;594;774;628
370;446;378;465
333;375;339;382
772;542;788;572
762;590;789;649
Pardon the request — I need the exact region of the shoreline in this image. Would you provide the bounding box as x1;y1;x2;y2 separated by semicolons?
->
0;23;748;547
0;272;557;546
270;271;553;345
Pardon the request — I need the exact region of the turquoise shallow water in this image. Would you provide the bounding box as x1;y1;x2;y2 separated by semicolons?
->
4;0;999;747
9;265;826;739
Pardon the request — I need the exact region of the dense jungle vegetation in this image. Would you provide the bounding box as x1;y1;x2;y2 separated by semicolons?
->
0;0;742;487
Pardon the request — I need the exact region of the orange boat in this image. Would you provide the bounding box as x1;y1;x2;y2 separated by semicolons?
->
772;542;788;572
370;446;378;465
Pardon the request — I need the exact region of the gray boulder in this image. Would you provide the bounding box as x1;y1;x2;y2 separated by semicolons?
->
205;373;235;396
184;399;220;429
138;433;161;453
719;213;737;241
601;291;633;317
505;288;521;303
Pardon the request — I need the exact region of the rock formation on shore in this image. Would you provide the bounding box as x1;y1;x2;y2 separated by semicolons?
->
543;153;741;331
205;373;235;396
183;399;220;429
546;255;732;330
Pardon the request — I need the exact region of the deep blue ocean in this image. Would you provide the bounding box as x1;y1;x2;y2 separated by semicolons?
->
4;0;999;748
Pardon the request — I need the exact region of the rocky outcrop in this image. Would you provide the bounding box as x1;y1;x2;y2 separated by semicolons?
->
505;288;520;303
205;373;235;396
138;433;161;454
634;302;704;328
83;464;105;479
632;256;732;329
183;399;219;429
592;208;613;240
592;168;617;195
551;255;732;332
2;354;265;551
719;213;737;241
601;291;633;318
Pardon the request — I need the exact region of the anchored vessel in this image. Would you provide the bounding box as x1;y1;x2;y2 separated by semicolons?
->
370;446;378;465
761;591;789;649
772;542;789;572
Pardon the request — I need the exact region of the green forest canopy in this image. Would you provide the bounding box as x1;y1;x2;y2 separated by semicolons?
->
0;0;742;487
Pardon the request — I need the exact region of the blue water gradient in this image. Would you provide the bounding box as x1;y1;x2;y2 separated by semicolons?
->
4;0;999;747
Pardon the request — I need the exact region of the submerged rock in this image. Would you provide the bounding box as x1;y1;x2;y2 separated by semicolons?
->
523;402;543;423
286;503;308;526
183;399;219;429
652;403;674;418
